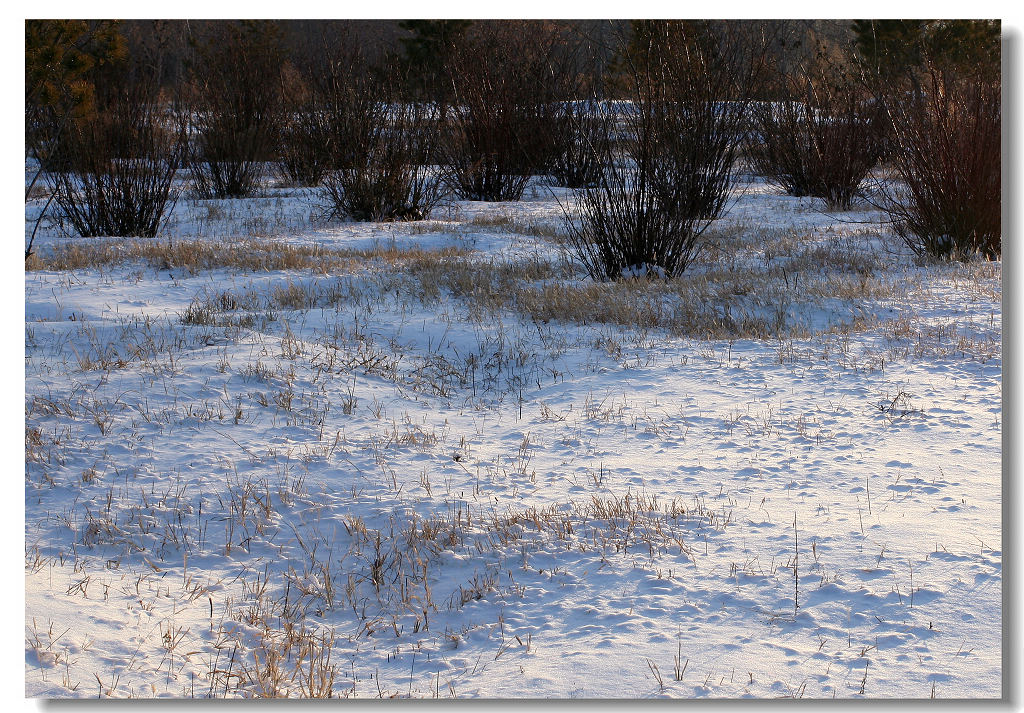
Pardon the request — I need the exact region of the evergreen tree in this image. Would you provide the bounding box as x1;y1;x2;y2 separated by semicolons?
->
397;20;471;98
852;19;999;78
26;20;126;121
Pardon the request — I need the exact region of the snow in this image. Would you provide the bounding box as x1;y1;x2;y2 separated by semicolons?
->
23;173;1002;699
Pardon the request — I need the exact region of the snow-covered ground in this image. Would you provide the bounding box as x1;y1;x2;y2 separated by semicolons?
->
24;174;1001;698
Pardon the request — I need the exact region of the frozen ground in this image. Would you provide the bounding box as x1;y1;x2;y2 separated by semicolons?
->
23;173;1001;698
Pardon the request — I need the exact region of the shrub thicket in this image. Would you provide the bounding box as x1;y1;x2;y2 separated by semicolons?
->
565;21;769;279
545;101;615;189
46;75;187;239
542;40;614;189
747;62;886;210
25;20;129;257
316;55;443;222
277;109;332;188
188;21;286;199
881;61;1000;259
437;21;569;201
275;64;332;187
318;105;443;222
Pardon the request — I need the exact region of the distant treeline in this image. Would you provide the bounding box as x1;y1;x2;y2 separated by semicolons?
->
25;19;1000;263
27;19;999;117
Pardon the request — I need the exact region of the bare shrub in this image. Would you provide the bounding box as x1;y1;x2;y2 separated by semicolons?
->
277;109;331;188
25;20;128;256
437;21;569;201
274;64;330;187
565;21;770;279
879;62;1000;259
318;102;443;222
747;60;886;210
46;78;187;238
545;100;616;189
188;21;286;199
541;37;615;189
315;57;443;223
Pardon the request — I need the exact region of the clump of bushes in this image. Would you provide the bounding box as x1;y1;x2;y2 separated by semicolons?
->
542;35;614;190
188;21;286;199
318;102;443;222
437;21;569;202
880;62;1000;259
747;62;886;211
46;76;187;238
564;21;769;280
544;101;614;189
314;53;443;223
274;65;331;188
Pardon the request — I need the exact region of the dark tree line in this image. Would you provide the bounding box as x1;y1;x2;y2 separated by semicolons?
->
26;19;1001;265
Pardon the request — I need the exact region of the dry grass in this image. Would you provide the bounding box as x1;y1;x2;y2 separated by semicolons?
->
187;488;723;697
26;239;473;276
468;212;565;241
404;213;568;244
25;179;1003;697
92;224;974;347
879;316;1000;363
510;262;901;340
403;254;567;309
